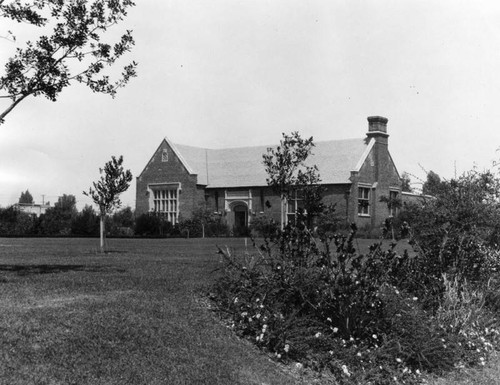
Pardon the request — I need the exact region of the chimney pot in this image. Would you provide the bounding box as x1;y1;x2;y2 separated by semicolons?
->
367;116;388;133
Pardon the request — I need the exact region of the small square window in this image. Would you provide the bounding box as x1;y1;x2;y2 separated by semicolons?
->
161;149;168;162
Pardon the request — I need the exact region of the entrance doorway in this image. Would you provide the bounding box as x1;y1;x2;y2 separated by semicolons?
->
233;204;248;235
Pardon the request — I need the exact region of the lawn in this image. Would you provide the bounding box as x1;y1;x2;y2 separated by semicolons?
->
0;237;312;385
0;236;462;385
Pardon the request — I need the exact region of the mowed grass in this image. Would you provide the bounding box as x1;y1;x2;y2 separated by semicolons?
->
0;237;418;385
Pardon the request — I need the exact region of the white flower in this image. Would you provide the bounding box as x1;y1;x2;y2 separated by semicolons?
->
276;353;281;359
332;327;339;333
256;313;261;319
341;365;351;377
234;297;238;303
396;358;402;363
315;332;322;338
295;363;303;370
284;344;290;353
372;334;378;339
413;297;418;301
357;352;362;357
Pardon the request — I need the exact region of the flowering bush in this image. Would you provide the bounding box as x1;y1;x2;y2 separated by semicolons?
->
211;213;500;384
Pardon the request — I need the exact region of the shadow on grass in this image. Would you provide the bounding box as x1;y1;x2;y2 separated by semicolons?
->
0;264;126;276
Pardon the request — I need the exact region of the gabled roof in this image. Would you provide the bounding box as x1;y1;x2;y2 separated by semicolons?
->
172;137;372;188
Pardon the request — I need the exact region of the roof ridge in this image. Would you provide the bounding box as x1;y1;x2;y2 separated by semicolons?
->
174;137;365;152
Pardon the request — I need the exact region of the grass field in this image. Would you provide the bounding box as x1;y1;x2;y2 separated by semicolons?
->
0;237;312;385
1;237;495;385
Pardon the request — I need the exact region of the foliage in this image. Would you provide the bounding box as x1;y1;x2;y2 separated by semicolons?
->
211;164;500;383
398;169;500;308
18;189;33;204
108;205;134;236
249;215;279;238
422;170;443;196
179;207;229;238
262;131;315;200
38;194;78;235
84;155;132;216
84;155;132;251
0;205;34;235
314;203;342;239
0;0;137;124
71;204;99;236
112;206;134;228
263;132;323;227
401;171;413;193
134;213;179;237
211;223;482;384
380;195;402;240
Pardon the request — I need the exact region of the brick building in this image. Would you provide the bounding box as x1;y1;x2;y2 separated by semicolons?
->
136;116;402;232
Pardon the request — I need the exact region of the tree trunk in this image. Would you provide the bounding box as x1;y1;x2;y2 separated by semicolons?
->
100;215;105;253
280;194;286;230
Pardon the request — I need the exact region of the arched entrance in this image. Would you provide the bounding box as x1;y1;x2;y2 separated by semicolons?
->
232;203;248;235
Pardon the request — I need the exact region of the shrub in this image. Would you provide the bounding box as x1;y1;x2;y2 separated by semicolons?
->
178;208;230;238
249;215;279;238
211;213;500;383
134;213;178;237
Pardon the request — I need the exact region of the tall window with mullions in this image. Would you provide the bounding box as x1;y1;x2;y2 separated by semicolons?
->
152;188;178;224
358;187;370;216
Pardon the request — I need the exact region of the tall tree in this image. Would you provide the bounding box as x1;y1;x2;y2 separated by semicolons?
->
39;193;77;235
401;172;413;193
84;155;132;252
0;0;137;124
263;132;322;229
18;189;33;204
422;170;443;196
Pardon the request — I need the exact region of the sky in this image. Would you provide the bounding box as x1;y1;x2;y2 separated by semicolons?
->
1;0;500;210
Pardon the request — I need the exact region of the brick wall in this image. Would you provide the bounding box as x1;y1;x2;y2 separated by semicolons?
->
351;134;402;229
135;139;202;218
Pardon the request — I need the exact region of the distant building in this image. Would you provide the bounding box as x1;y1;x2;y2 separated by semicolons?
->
136;116;403;232
13;202;50;217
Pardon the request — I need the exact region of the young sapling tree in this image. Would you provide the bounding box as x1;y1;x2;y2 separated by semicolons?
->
263;132;322;229
84;155;132;252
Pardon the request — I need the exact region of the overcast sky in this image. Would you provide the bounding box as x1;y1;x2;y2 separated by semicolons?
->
1;0;500;210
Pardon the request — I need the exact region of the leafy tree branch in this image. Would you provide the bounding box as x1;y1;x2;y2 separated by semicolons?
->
0;0;137;124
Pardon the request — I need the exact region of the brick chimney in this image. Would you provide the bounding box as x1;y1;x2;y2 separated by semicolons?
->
366;116;389;144
367;116;388;135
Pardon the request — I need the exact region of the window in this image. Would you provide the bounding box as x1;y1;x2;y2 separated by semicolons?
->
358;187;370;216
151;187;178;224
389;190;399;217
161;149;168;162
286;190;305;224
